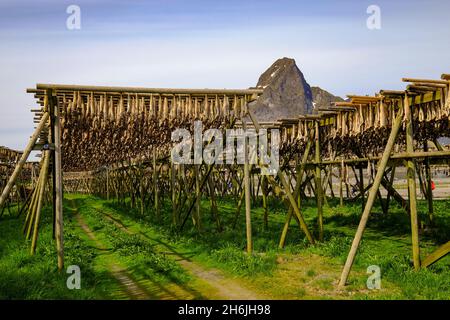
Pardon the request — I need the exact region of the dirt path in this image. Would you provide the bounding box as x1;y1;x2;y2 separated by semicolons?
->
74;213;152;300
96;209;267;300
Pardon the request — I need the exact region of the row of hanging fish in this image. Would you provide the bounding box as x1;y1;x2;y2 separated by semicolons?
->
61;92;252;126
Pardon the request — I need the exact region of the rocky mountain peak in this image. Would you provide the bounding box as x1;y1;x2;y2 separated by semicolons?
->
250;57;343;121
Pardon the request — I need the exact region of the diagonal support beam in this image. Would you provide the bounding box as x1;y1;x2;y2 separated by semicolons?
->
0;112;50;209
339;106;404;287
421;241;450;268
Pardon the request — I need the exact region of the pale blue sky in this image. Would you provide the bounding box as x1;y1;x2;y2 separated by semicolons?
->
1;0;449;150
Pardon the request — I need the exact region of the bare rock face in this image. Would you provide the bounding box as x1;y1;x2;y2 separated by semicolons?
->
249;57;314;121
311;86;344;111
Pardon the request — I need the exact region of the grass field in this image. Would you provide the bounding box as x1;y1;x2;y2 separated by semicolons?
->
0;193;449;299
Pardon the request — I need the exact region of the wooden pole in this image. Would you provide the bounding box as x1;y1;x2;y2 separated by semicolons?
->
315;120;324;241
339;160;344;206
279;129;313;248
171;163;178;225
51;104;57;239
194;165;202;231
421;241;450;268
243;123;253;253
25;160;44;238
153;149;160;219
0;112;49;209
106;166;110;201
31;150;50;254
405;94;421;270
139;164;144;216
385;166;396;212
51;90;64;271
278;171;315;245
359;165;365;210
262;176;269;230
339;107;404;287
424;142;434;224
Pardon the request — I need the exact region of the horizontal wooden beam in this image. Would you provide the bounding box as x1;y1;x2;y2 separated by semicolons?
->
307;150;450;166
35;84;263;96
402;78;449;85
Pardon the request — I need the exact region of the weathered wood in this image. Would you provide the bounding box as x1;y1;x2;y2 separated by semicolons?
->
0;112;49;209
106;166;110;201
243;120;253;253
31;150;50;254
424;142;434;223
339;106;404;287
339;160;344;206
278;171;315;245
263;182;271;230
421;241;450;268
315;120;324;241
359;165;365;210
194;165;202;231
404;93;421;270
36;83;263;95
50;90;64;271
21;75;450;274
153;149;160;219
279;130;313;248
383;166;399;212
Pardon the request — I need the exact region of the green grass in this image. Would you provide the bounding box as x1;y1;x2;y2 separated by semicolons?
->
0;205;119;299
66;195;194;292
0;192;449;300
97;193;450;299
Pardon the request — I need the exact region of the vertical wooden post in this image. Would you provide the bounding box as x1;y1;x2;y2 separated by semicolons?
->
50;90;64;271
49;92;56;241
359;165;365;210
424;142;434;224
315;120;324;241
177;164;183;224
171;163;177;225
405;94;421;270
194;165;202;231
106;166;110;201
243;122;252;253
345;165;350;198
153;149;159;219
339;107;404;287
339;160;344;206
328;165;334;199
262;176;269;230
139;164;144;216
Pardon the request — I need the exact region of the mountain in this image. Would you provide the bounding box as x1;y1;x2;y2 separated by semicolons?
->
311;86;344;111
250;57;313;121
249;57;343;121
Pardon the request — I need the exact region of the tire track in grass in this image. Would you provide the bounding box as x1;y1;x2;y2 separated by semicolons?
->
95;207;267;300
70;199;200;300
74;213;152;300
